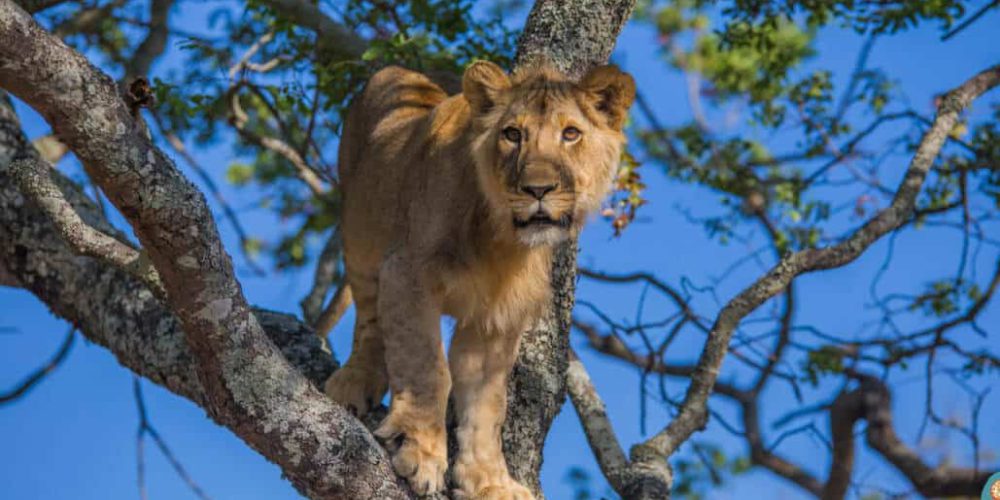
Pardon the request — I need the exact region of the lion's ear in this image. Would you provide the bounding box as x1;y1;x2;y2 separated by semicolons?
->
463;60;511;114
580;65;636;131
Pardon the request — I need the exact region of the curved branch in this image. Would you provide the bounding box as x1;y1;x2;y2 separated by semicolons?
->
566;349;628;485
824;375;992;498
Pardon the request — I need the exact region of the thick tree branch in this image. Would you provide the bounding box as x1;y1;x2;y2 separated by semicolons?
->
1;1;645;498
0;87;340;472
149;110;266;276
514;0;636;79
9;156;164;295
14;0;67;13
0;4;407;498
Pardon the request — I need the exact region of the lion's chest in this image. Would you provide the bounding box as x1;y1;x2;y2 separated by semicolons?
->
440;252;550;335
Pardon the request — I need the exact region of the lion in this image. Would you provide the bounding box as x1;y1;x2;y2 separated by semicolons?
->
323;60;635;498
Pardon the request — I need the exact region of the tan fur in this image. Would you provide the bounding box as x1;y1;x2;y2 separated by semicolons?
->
324;61;635;498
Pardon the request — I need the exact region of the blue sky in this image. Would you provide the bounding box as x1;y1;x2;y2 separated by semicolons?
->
2;2;999;499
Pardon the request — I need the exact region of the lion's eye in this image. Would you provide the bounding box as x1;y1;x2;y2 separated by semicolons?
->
562;127;581;142
502;127;522;143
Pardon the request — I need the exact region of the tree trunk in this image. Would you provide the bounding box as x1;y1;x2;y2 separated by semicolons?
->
504;1;636;496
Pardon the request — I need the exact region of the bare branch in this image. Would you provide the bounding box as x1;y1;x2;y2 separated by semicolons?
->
566;349;628;484
301;228;354;345
13;0;66;13
227;83;328;197
630;63;1000;469
941;0;1000;41
574;320;744;400
133;377;211;500
123;0;174;82
256;0;366;62
579;267;708;331
228;30;276;79
301;228;343;324
0;327;74;405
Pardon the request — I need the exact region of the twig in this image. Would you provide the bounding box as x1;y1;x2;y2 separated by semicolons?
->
941;1;1000;41
835;34;877;121
0;327;75;405
133;377;212;500
227;83;328;197
228;30;275;80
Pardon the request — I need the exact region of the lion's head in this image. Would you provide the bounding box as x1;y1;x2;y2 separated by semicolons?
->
463;60;636;248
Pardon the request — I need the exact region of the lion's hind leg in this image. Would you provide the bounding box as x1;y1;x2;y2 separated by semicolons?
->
324;279;388;417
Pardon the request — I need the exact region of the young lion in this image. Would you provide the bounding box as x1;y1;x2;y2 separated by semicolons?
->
324;60;635;498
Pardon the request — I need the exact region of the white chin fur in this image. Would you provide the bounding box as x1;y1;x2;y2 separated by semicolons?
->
517;225;568;248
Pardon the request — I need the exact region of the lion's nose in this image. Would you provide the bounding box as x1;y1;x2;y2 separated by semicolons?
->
521;183;557;200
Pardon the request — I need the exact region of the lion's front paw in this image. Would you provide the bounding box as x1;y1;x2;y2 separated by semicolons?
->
374;417;447;495
453;462;535;500
323;365;387;417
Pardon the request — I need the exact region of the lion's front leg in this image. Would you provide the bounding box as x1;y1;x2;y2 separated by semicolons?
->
374;254;450;495
450;324;535;500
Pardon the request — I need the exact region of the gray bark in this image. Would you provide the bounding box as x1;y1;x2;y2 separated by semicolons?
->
0;2;407;497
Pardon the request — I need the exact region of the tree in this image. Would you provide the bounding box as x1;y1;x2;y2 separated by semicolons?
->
1;1;998;499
